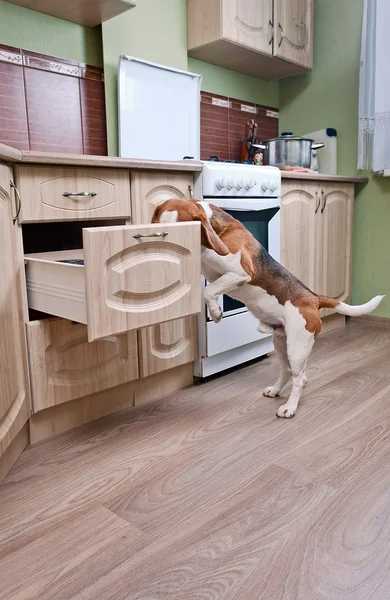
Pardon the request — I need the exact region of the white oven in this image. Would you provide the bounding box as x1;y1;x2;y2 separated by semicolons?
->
193;162;281;378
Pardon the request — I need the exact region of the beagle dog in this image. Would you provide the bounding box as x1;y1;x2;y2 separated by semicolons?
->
152;199;384;418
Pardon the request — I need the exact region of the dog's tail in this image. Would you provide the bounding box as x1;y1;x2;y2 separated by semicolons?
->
318;294;385;316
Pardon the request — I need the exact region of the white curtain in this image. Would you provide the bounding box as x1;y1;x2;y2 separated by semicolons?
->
358;0;390;171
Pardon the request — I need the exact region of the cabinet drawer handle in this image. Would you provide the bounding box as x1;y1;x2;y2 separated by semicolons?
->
315;190;320;213
62;191;97;197
133;231;169;239
10;180;21;224
188;184;194;199
320;189;327;213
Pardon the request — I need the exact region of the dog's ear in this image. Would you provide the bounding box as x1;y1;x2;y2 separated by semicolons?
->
151;202;164;223
199;215;229;256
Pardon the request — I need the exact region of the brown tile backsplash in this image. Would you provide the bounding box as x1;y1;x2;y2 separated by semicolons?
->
200;92;279;162
0;44;107;155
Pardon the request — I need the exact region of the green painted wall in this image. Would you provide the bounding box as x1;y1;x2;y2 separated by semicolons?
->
279;0;390;317
0;0;103;66
102;0;279;155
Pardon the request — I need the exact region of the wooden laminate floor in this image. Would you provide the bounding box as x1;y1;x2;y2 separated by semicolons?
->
1;319;390;599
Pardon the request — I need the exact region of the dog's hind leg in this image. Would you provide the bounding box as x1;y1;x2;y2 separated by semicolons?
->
276;303;319;418
263;328;291;398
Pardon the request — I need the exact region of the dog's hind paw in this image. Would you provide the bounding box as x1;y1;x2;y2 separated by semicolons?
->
263;386;279;398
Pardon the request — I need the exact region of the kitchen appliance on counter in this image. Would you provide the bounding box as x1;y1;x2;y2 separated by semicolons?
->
303;128;338;174
193;161;281;378
252;132;324;169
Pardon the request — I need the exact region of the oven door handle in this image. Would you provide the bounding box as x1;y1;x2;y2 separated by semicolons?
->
207;198;280;211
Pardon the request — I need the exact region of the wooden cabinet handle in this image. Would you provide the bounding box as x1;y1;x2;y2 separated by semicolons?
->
269;19;274;46
10;180;21;224
62;191;97;197
133;231;169;239
278;23;284;47
320;189;327;213
315;190;320;213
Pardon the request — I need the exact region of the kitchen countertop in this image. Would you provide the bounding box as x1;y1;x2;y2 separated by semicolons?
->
0;143;203;173
0;143;367;181
280;170;368;183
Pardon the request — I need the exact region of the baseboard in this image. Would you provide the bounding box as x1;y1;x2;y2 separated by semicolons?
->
29;363;194;445
352;315;390;328
0;424;29;484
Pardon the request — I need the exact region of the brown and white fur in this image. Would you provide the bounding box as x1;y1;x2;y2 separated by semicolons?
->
152;199;385;418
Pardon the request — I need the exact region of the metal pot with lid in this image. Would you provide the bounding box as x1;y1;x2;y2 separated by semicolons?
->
252;132;324;169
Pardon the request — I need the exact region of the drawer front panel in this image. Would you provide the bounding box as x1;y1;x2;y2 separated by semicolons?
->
26;318;139;410
83;222;201;341
15;166;131;222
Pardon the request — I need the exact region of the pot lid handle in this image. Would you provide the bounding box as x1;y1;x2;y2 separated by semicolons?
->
281;132;293;137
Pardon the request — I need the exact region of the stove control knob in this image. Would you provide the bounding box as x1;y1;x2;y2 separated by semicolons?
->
261;180;269;191
270;180;279;192
226;178;235;190
236;179;244;190
216;178;225;190
245;178;254;190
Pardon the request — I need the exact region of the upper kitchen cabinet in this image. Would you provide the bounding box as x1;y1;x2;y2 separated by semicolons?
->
273;0;313;69
5;0;136;27
186;0;314;80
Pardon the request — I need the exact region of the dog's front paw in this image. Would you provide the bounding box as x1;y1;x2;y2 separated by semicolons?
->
276;403;296;419
210;307;223;323
263;386;279;398
258;322;274;335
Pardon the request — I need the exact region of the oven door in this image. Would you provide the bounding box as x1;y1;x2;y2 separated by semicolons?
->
205;197;280;320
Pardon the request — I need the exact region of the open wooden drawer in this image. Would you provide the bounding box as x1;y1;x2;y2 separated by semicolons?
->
24;222;201;342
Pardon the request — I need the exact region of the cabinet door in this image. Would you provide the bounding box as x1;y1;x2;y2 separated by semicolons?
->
131;172;193;224
26;319;139;411
221;0;273;55
138;316;197;378
0;164;30;463
319;183;353;315
273;0;314;69
281;181;320;292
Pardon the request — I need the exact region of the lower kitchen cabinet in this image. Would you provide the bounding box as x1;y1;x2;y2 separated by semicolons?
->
0;164;30;472
138;316;197;378
281;180;354;319
26;319;139;411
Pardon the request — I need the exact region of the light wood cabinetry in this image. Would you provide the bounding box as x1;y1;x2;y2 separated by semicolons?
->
320;183;353;316
26;319;139;411
131;171;194;224
24;222;201;342
280;181;319;292
5;0;136;27
0;164;30;471
131;171;198;377
281;180;354;319
221;0;273;55
15;166;131;223
138;316;197;378
186;0;313;80
273;0;313;69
